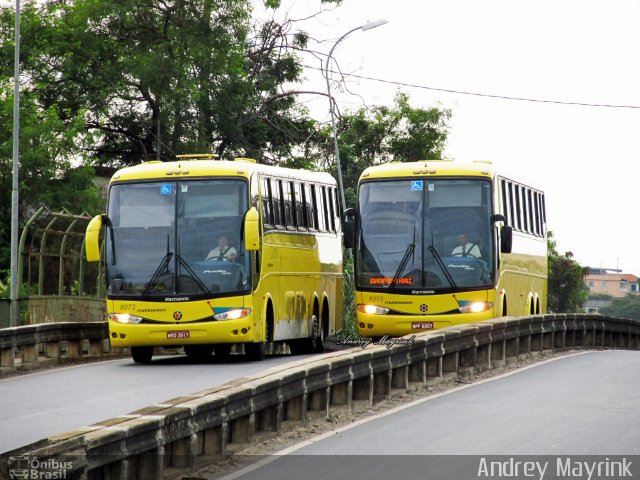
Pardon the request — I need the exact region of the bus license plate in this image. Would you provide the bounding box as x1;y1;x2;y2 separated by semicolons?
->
167;331;190;339
412;322;434;330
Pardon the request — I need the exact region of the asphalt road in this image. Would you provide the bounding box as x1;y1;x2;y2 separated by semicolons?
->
0;352;312;454
223;350;640;480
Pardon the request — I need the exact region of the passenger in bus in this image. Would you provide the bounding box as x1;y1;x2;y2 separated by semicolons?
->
206;234;237;262
451;233;481;258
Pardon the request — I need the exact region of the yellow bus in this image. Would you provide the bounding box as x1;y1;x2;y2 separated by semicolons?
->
343;160;547;337
85;155;343;362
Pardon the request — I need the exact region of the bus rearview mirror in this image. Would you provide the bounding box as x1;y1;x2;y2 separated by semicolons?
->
85;214;103;262
244;207;260;251
342;208;356;249
501;225;513;254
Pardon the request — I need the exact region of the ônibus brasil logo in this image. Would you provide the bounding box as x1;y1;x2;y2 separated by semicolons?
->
8;456;73;479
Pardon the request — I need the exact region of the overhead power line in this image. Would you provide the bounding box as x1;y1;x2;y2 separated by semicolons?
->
307;64;640;110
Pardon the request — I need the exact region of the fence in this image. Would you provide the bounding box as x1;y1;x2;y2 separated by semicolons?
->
0;207;105;328
0;313;638;479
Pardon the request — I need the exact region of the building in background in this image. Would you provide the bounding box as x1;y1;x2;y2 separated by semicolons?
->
585;268;639;313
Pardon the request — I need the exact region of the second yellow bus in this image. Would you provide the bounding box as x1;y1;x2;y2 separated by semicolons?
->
343;160;547;337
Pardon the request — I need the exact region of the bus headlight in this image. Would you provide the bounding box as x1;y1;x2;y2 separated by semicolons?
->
214;308;251;321
458;302;493;313
109;313;144;324
357;304;390;315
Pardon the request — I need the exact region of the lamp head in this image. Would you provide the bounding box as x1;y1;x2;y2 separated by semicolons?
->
361;19;389;31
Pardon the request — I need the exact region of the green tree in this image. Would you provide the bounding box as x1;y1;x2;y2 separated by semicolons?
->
547;231;589;313
0;0;330;166
0;0;337;271
0;89;102;271
600;294;640;320
325;92;451;207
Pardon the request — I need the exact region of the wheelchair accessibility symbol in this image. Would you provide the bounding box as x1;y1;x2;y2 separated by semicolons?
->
411;181;423;191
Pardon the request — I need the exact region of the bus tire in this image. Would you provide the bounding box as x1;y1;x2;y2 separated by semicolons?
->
245;342;266;361
184;344;214;361
290;308;323;355
214;344;232;360
131;346;153;364
311;312;325;353
288;338;311;355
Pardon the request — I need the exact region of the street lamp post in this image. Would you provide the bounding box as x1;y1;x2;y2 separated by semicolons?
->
10;0;21;327
324;19;388;214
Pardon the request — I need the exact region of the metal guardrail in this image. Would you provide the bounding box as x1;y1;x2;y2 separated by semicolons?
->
0;314;638;479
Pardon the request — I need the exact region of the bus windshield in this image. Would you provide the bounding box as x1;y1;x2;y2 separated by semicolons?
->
356;178;494;291
105;179;250;299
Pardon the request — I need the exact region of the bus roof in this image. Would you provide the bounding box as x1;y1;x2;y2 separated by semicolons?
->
109;158;337;185
360;160;496;181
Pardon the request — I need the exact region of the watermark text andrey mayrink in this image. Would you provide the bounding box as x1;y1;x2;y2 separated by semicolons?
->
336;334;416;349
477;457;633;480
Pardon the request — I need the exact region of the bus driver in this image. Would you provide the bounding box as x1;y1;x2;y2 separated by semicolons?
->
451;233;481;259
206;234;237;262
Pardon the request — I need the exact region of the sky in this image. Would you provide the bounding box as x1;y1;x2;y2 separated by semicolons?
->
254;0;640;275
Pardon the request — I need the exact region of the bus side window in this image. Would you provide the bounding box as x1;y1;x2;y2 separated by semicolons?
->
321;186;330;232
540;193;547;237
312;184;324;231
521;186;529;233
532;192;540;237
526;189;533;234
508;182;515;229
514;184;522;232
500;179;510;226
272;179;284;228
293;182;306;229
282;181;294;229
305;184;316;230
262;177;274;229
334;188;341;228
327;187;336;232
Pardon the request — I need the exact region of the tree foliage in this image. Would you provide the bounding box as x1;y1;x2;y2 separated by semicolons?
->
0;85;103;270
0;0;328;271
0;0;450;274
547;231;590;313
0;0;330;166
600;294;640;320
327;92;451;207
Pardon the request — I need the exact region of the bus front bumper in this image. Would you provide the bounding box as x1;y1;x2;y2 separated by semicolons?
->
355;310;497;337
108;316;255;348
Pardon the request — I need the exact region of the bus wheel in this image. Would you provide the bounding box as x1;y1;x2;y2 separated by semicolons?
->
184;344;214;361
245;342;266;361
131;346;153;364
311;313;325;353
214;344;232;360
288;338;310;355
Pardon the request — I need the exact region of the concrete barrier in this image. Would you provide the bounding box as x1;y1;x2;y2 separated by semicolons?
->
1;314;639;479
0;321;116;375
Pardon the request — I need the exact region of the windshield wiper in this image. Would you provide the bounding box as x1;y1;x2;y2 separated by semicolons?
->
141;235;173;299
428;245;457;289
177;254;213;297
389;242;415;289
141;251;173;298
